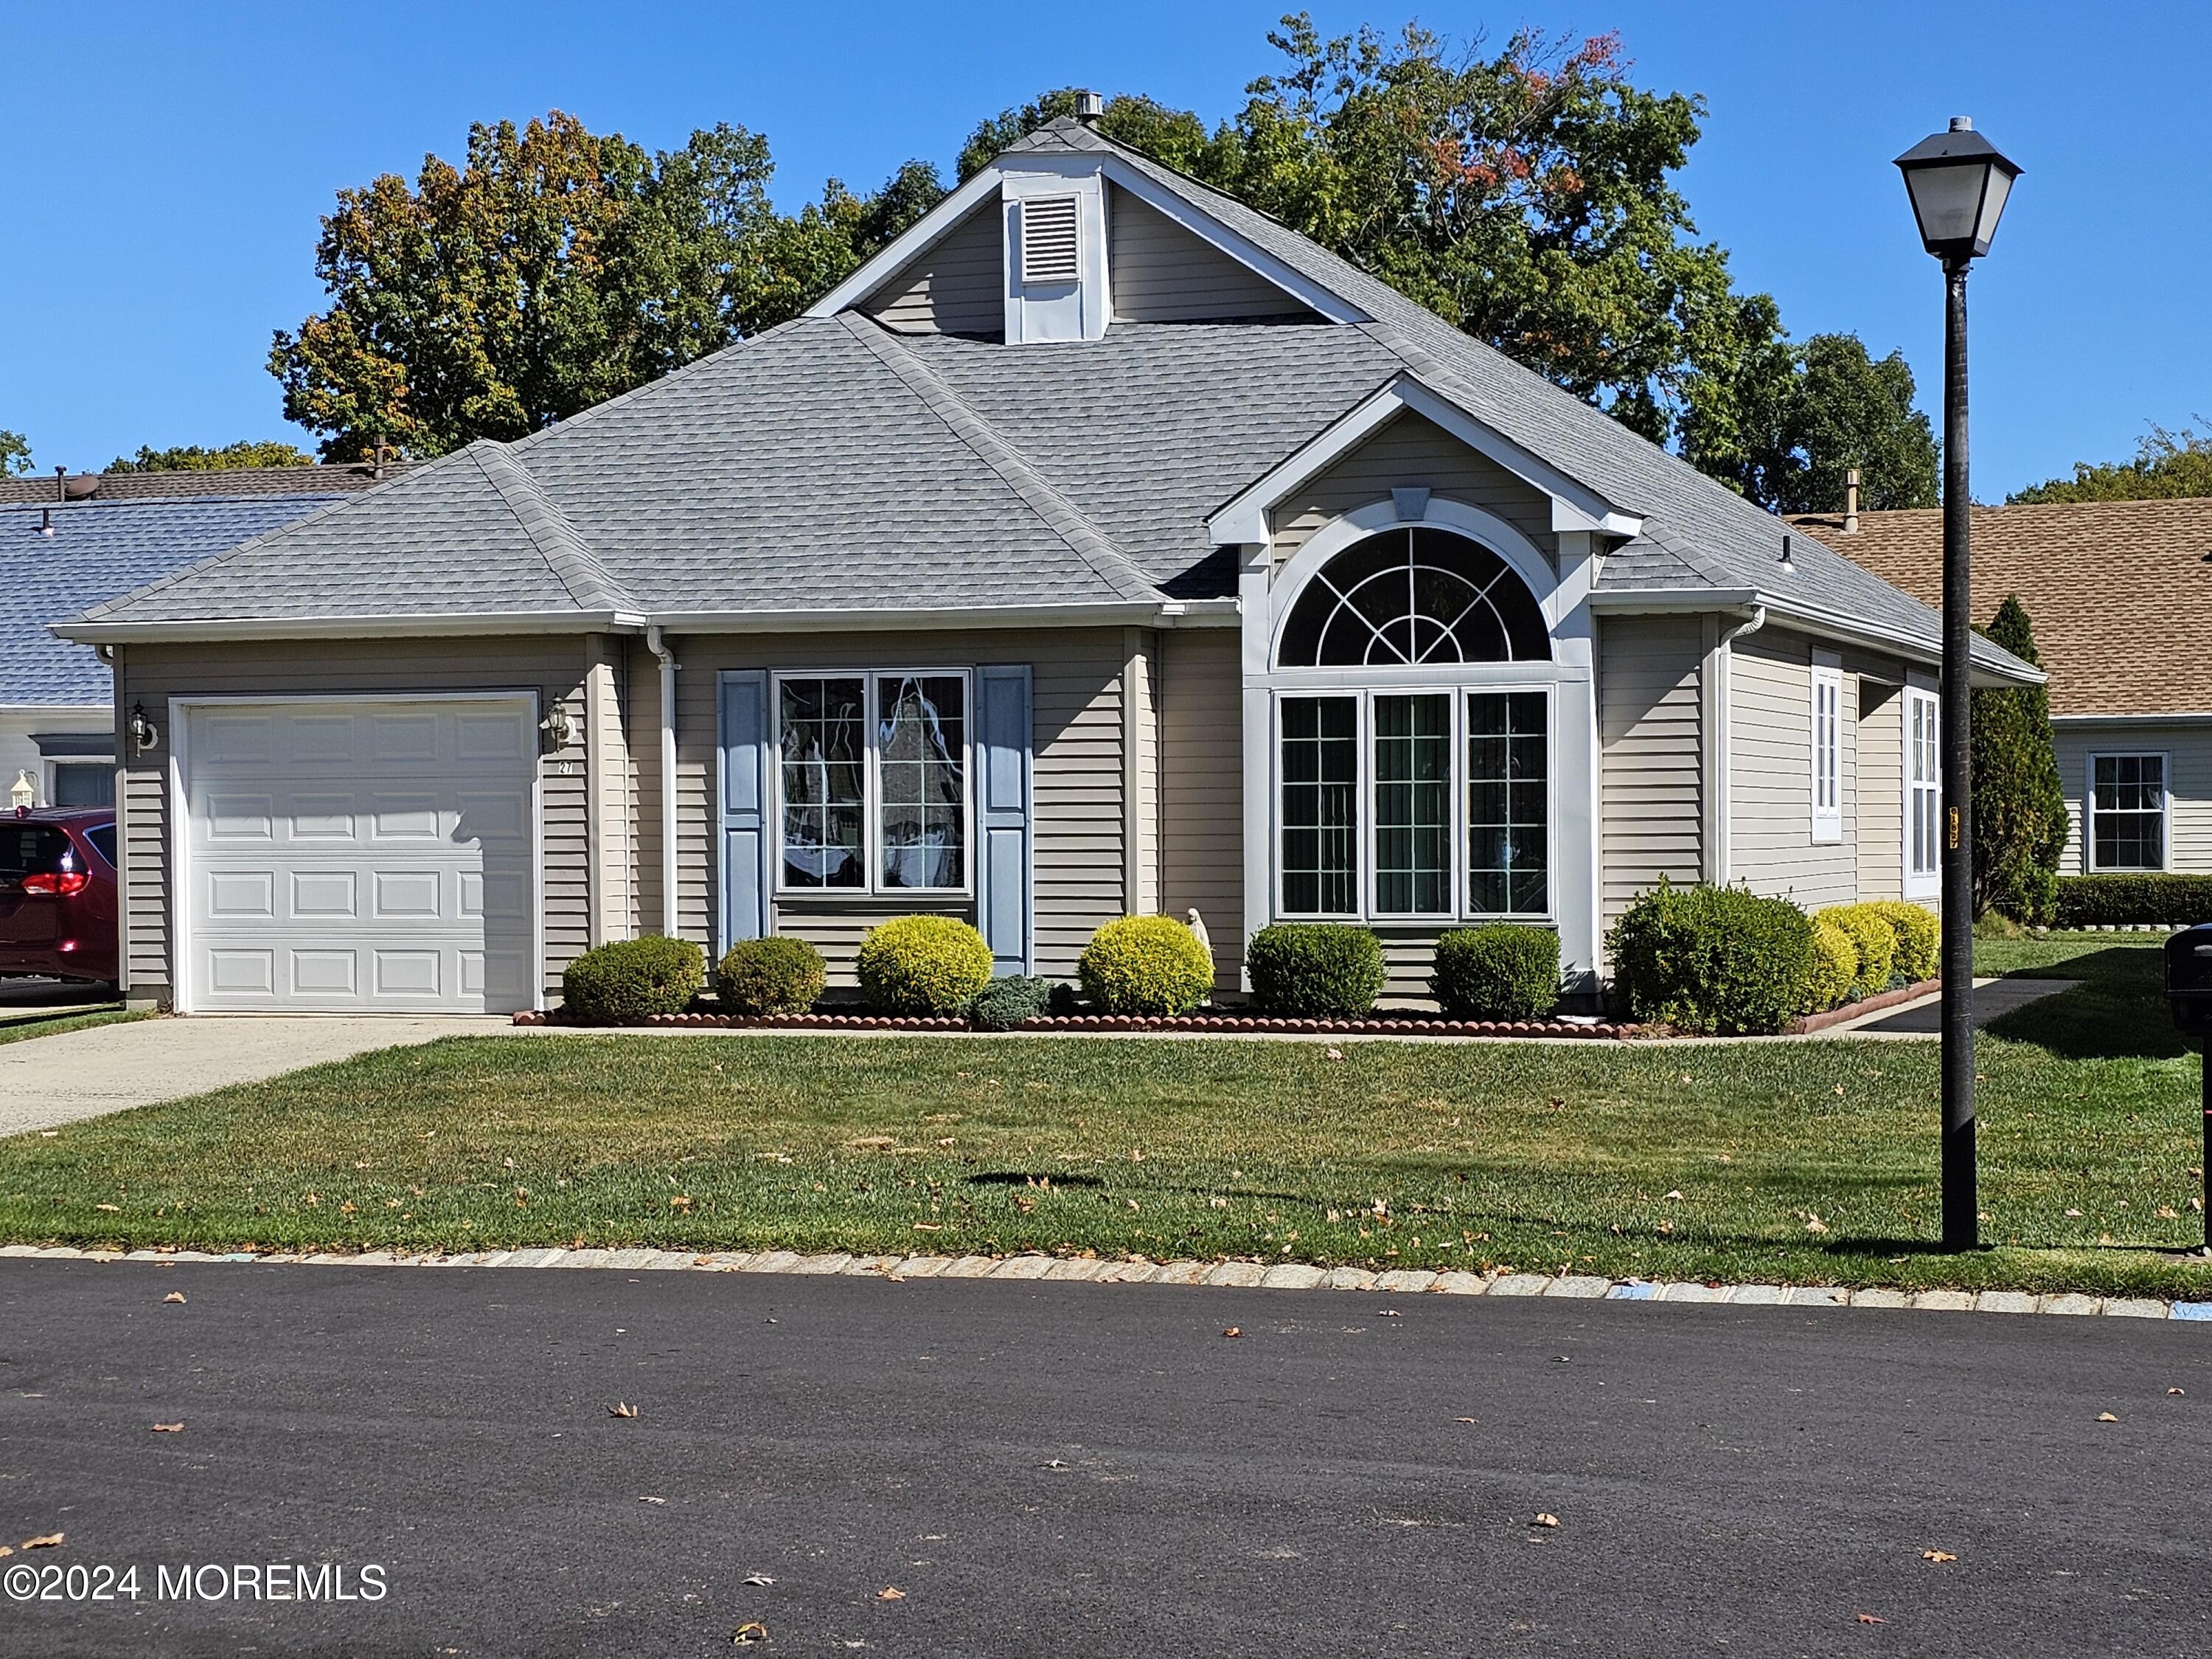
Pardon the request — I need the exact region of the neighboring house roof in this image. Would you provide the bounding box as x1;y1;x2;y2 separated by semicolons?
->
56;118;2037;684
0;460;413;506
1795;496;2212;718
1;494;347;703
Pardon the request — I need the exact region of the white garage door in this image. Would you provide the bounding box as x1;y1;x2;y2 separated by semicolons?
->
182;698;536;1013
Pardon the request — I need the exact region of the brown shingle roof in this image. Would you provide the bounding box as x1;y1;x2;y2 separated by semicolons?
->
1790;498;2212;718
0;461;417;505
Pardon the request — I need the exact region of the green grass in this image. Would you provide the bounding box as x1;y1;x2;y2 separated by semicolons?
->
0;934;2202;1297
0;1005;141;1046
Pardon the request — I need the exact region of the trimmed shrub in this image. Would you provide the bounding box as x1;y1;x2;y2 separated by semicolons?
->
2055;874;2212;930
561;935;705;1023
970;974;1057;1031
1972;597;2067;924
855;915;994;1017
1819;904;1897;999
714;935;827;1016
1245;923;1386;1018
1607;881;1817;1035
1431;925;1560;1021
1079;915;1214;1017
1864;900;1941;983
1804;915;1859;1013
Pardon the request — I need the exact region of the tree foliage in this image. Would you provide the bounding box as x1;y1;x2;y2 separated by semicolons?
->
1686;332;1939;513
1971;597;2067;923
107;440;313;473
0;431;29;476
2008;424;2212;504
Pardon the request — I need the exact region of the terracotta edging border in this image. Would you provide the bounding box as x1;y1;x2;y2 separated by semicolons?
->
512;1008;1641;1040
1794;978;1942;1035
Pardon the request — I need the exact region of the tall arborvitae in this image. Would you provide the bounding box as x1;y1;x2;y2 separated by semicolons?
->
1971;597;2069;922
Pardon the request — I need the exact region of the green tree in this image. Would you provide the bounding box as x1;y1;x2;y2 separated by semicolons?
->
2009;424;2212;504
1971;597;2067;922
107;440;313;473
1686;332;1940;514
269;114;945;459
0;430;29;476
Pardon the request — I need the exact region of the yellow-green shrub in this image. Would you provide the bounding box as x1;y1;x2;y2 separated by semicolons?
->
1803;915;1858;1013
1079;915;1214;1016
1817;905;1896;999
855;915;994;1016
1863;900;1940;983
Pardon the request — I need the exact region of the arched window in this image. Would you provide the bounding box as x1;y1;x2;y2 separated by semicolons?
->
1276;527;1549;668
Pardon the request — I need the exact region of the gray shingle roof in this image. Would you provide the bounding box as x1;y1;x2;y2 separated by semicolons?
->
2;495;341;703
61;116;2034;680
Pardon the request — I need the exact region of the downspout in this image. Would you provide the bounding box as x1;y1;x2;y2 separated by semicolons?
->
645;625;678;939
1707;605;1767;887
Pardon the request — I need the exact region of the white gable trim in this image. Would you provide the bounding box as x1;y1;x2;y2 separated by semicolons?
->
1208;375;1640;547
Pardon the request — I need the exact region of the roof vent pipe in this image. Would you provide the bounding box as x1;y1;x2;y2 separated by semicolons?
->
1777;534;1795;576
1075;90;1104;125
39;509;52;537
1844;467;1861;535
54;466;66;504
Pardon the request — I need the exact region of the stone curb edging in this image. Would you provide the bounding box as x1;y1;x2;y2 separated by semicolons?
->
512;1009;1641;1040
2;1242;2203;1322
1794;978;1942;1035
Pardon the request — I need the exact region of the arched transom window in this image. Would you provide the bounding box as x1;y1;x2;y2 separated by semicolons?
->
1277;526;1550;668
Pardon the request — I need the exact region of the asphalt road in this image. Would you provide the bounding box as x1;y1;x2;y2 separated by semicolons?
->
0;1262;2207;1658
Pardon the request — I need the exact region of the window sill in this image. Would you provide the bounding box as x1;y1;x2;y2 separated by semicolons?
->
773;889;975;905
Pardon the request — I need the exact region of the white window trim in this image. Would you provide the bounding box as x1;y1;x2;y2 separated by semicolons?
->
2084;750;2171;873
1271;682;1557;926
45;757;115;809
1903;685;1940;897
770;668;975;900
1810;655;1843;845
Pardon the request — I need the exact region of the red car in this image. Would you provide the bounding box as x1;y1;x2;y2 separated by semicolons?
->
0;809;118;987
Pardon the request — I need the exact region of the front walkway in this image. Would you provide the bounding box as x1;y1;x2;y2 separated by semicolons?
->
0;1014;508;1138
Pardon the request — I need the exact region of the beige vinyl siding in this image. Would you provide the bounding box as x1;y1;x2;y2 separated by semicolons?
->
1855;679;1905;902
2053;721;2212;875
1107;184;1314;323
111;636;593;1005
1729;628;1857;909
664;628;1130;986
860;205;1004;338
1158;628;1243;990
1267;411;1557;571
1598;615;1703;931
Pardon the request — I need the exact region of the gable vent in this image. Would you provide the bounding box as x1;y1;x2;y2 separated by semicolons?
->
1019;196;1082;285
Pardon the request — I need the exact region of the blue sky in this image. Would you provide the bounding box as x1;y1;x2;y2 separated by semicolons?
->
4;1;2205;498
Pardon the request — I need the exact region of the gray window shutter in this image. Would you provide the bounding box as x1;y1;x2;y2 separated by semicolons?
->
975;664;1033;975
718;669;770;947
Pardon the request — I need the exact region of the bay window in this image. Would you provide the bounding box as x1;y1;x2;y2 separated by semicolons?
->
2087;753;2167;872
776;671;968;893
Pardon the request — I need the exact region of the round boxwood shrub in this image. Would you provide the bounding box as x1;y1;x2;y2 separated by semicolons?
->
1864;900;1940;983
856;914;994;1016
1079;914;1214;1016
1245;922;1386;1017
715;935;827;1016
1607;881;1816;1035
1804;914;1858;1013
561;935;705;1023
1820;904;1898;999
970;973;1057;1031
1431;925;1560;1020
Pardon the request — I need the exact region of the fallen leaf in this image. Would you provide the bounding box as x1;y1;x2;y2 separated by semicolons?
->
1324;1047;1344;1061
1922;1549;1958;1563
2169;1387;2186;1396
875;1586;906;1601
150;1422;184;1433
2157;1206;2179;1220
2065;1208;2083;1217
95;1203;120;1213
695;1256;714;1266
608;1401;639;1419
2097;1411;2120;1423
1530;1513;1560;1528
1378;1308;1402;1318
1663;1189;1683;1201
1454;1416;1478;1425
0;1546;10;1559
742;1573;775;1586
1856;1613;1887;1625
638;1495;666;1505
24;1533;63;1549
1221;1326;1243;1339
1042;1458;1068;1469
732;1622;770;1645
162;1292;186;1305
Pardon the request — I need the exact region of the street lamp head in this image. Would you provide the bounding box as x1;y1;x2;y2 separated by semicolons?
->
1896;116;2021;265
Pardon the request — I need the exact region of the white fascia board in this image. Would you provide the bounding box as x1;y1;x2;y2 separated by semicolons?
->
1208;374;1635;546
806;167;1009;319
53;609;645;644
644;600;1216;633
1093;157;1365;325
0;702;107;714
2052;709;2212;726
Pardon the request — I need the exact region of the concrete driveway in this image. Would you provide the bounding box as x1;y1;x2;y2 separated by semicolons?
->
0;1014;509;1138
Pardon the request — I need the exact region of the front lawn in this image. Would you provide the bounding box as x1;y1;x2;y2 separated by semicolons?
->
0;934;2204;1296
0;1005;142;1046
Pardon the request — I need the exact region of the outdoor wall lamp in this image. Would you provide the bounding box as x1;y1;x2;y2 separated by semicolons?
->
540;704;582;752
1895;116;2021;1253
128;703;160;757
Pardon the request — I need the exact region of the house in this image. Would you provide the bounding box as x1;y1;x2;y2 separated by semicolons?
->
0;465;406;808
54;114;2037;1016
1799;495;2212;877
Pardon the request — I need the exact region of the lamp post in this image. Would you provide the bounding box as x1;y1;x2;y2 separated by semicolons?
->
1895;117;2021;1252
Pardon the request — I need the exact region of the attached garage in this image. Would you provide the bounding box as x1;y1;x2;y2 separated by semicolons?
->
175;695;539;1014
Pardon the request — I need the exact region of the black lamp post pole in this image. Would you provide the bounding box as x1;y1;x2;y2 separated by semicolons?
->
1940;257;1978;1252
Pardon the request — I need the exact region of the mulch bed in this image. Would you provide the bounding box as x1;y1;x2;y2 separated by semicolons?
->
513;1007;1644;1040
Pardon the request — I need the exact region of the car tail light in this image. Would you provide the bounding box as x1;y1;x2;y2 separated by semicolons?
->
23;869;89;897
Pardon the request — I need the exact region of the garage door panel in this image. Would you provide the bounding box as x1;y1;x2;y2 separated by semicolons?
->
186;698;536;1014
